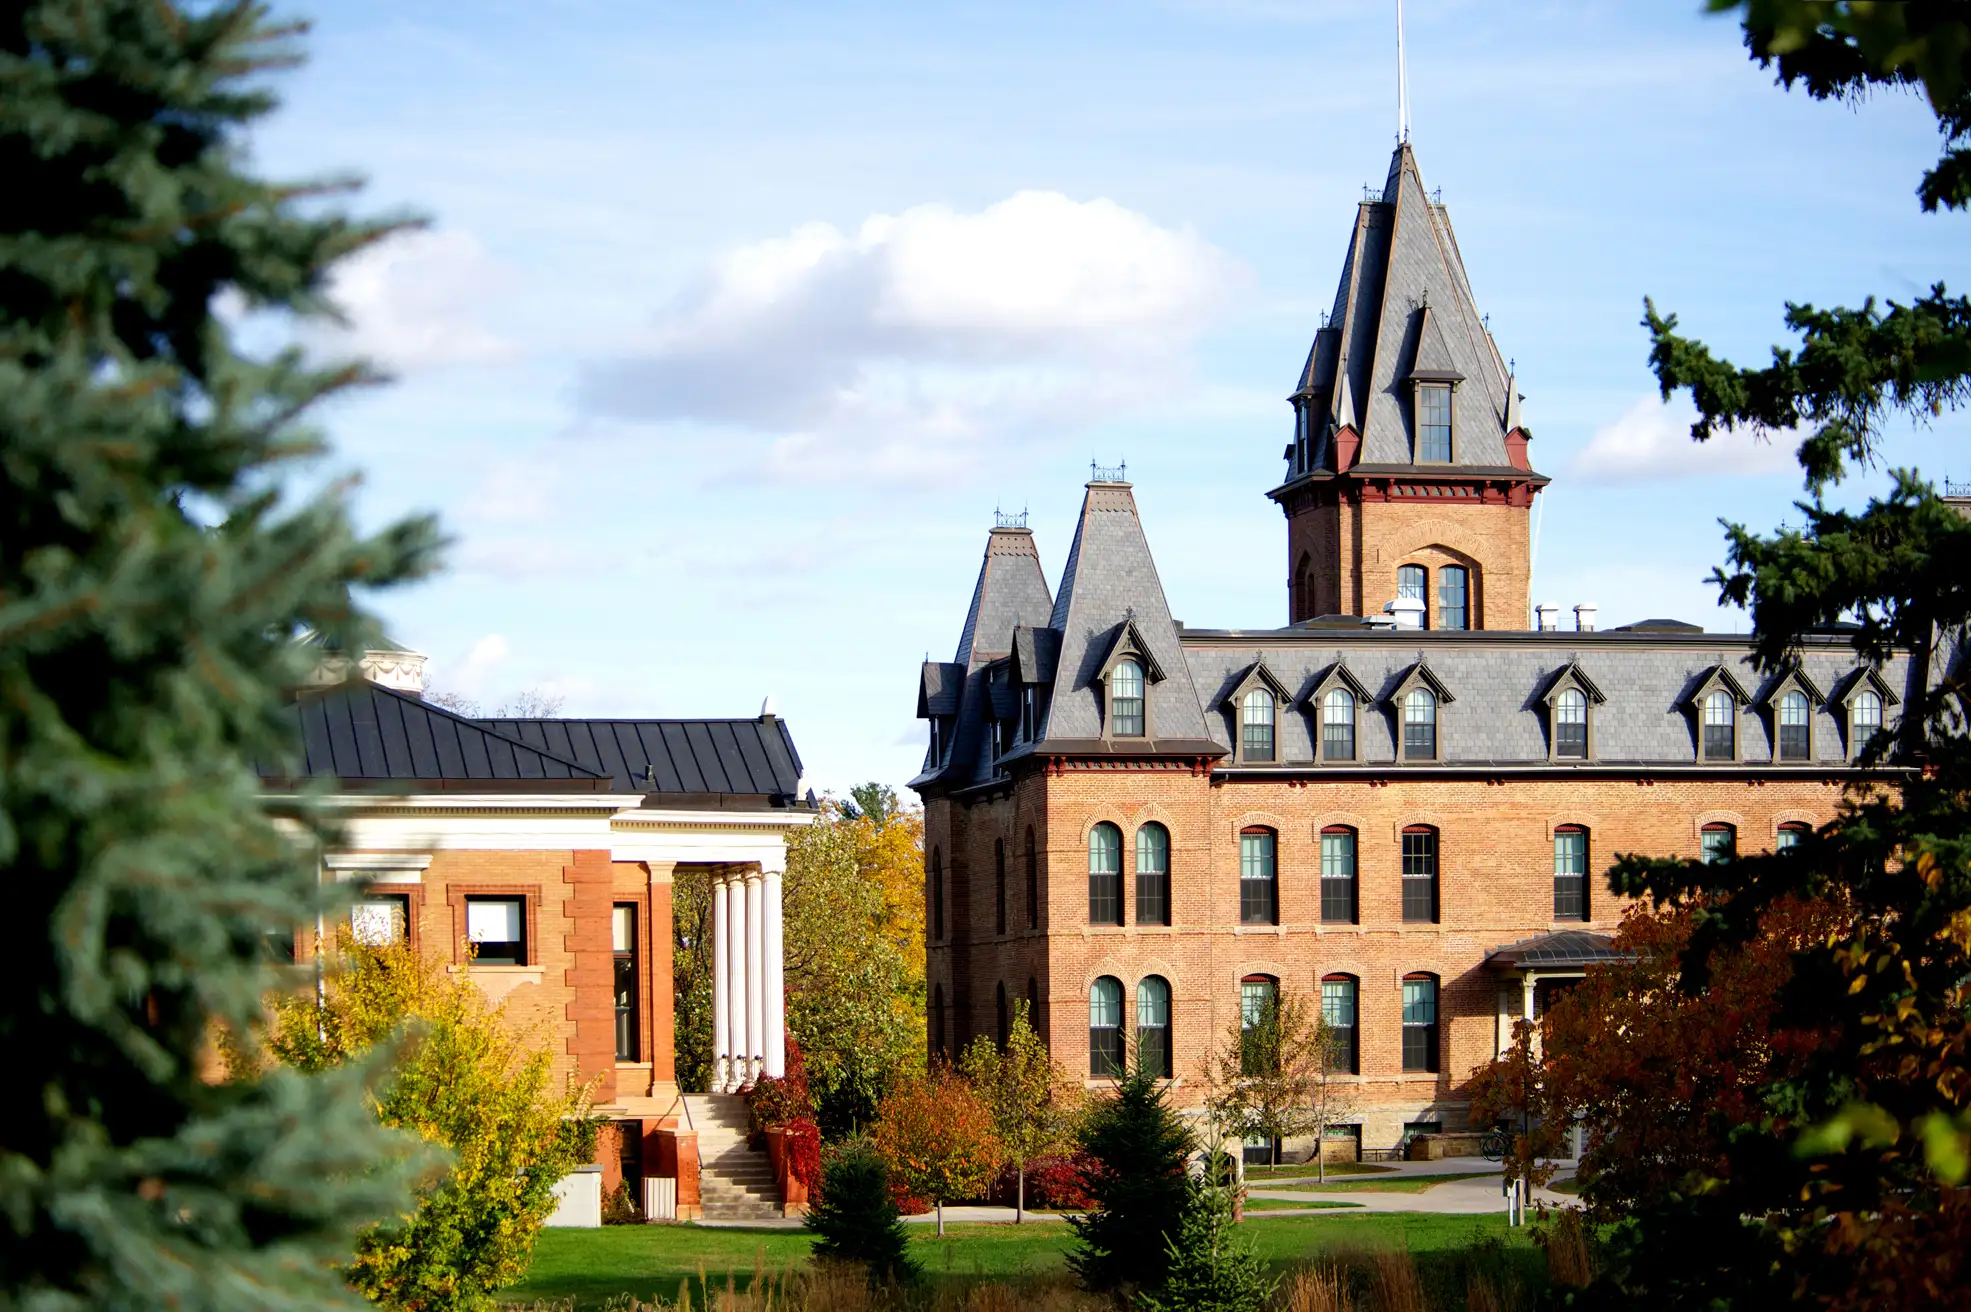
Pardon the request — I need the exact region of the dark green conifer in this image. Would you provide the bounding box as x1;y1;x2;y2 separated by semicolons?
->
1066;1059;1195;1292
1137;1174;1274;1312
805;1143;918;1284
0;3;437;1307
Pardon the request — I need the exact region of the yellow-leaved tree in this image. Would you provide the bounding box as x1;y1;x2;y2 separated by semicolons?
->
261;935;597;1311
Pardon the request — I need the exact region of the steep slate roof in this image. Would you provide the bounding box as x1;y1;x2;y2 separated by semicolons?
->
1295;142;1538;475
281;681;805;802
956;526;1053;670
1040;481;1217;751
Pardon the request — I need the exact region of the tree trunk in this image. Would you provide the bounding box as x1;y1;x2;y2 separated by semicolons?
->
1016;1164;1025;1224
1318;1139;1326;1183
936;1200;945;1237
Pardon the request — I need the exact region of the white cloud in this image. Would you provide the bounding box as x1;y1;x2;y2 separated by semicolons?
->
577;191;1244;483
321;228;518;372
1568;395;1799;484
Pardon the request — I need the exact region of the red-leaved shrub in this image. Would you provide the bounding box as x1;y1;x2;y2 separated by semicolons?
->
989;1152;1099;1211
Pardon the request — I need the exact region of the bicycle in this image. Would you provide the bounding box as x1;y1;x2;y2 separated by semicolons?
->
1479;1128;1511;1162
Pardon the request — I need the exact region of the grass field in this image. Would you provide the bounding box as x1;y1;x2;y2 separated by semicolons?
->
1241;1161;1394;1180
1239;1198;1363;1212
1262;1171;1503;1196
501;1214;1535;1309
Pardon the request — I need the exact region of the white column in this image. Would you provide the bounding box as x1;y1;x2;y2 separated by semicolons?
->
763;857;786;1079
745;867;765;1085
726;866;750;1089
711;871;731;1093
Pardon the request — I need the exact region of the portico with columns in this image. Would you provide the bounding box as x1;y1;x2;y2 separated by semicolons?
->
705;860;786;1090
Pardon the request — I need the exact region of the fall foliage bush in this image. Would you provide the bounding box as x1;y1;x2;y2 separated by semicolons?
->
870;1068;1001;1232
988;1154;1096;1211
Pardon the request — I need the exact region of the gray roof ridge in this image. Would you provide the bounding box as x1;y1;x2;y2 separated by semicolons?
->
958;525;1054;670
366;682;604;776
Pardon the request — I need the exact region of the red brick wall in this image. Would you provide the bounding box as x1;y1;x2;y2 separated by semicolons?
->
563;850;617;1101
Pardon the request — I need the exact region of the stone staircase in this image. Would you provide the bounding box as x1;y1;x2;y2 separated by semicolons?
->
684;1093;784;1222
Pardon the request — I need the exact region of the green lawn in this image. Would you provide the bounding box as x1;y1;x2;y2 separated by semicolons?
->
1240;1198;1363;1211
501;1214;1534;1310
1262;1171;1502;1195
1242;1161;1395;1180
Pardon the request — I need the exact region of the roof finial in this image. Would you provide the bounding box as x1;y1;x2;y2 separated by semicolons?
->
1396;0;1411;143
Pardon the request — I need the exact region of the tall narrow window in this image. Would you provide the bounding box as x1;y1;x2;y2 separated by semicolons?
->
1020;686;1037;741
1026;975;1040;1029
996;982;1009;1048
1025;827;1039;930
613;904;639;1061
1135;823;1170;926
1321;975;1358;1075
1320;827;1357;924
1553;827;1588;922
1851;689;1883;755
1702;691;1735;761
1089;977;1124;1077
1240;976;1278;1077
1778;690;1811;761
931;848;944;941
994;838;1007;935
1111;659;1145;737
1323;688;1356;760
1239;828;1278;925
1401;975;1440;1072
1701;823;1737;864
465;896;526;966
351;893;410;946
1401;827;1439;923
1398;564;1427;607
1404;688;1438;760
933;984;947;1057
1294;553;1313;621
1554;689;1588;759
1417;383;1452;461
1241;689;1276;761
1137;976;1172;1079
1088;823;1122;925
1438;565;1469;631
1776;822;1809;852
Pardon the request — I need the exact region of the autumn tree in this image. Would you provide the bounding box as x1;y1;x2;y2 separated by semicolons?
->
1202;987;1350;1174
1528;6;1971;1304
958;1000;1077;1221
266;934;598;1310
0;3;442;1306
869;1066;1000;1236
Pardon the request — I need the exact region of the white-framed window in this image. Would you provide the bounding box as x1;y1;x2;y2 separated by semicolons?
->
1403;687;1438;760
1137;976;1172;1079
1850;689;1882;753
1398;564;1427;606
1088;823;1123;926
1702;691;1735;761
1701;823;1736;865
1110;659;1145;737
1777;690;1812;761
1323;688;1356;760
1554;688;1588;759
1417;384;1453;461
351;893;410;946
465;896;526;965
1241;688;1275;761
1089;976;1124;1077
1553;827;1588;921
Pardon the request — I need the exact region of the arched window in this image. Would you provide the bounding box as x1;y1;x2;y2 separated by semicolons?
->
933;983;947;1057
1778;690;1811;761
1089;977;1124;1076
1401;974;1440;1073
1110;659;1145;737
1398;564;1428;625
1240;975;1279;1076
1294;553;1313;621
1135;823;1171;926
930;847;944;941
1319;826;1357;924
1438;565;1469;631
1418;383;1453;461
1137;976;1172;1079
1027;975;1040;1032
1702;691;1735;761
994;838;1007;935
1239;827;1278;925
1701;822;1736;865
1322;688;1356;760
1088;823;1122;925
1851;689;1883;755
1554;688;1588;760
1554;826;1588;921
1776;822;1810;852
1241;688;1276;762
996;981;1009;1048
1321;974;1359;1074
1401;826;1439;923
1025;827;1039;930
1403;688;1437;760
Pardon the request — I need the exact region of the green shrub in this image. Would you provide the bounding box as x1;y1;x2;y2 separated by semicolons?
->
1066;1060;1195;1292
804;1142;918;1284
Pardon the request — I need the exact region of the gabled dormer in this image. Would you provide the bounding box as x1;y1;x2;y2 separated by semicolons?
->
1096;616;1167;741
1683;665;1754;763
1757;665;1826;763
1220;658;1294;763
1385;660;1456;762
1301;661;1373;763
1537;661;1607;762
915;661;963;775
1831;666;1900;759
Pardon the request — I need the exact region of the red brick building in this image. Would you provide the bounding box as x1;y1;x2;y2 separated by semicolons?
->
910;143;1906;1157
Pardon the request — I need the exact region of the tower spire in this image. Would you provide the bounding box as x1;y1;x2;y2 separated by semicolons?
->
1396;0;1411;142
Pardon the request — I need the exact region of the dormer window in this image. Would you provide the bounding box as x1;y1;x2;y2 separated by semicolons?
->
1851;689;1882;750
1111;659;1145;737
928;717;947;764
1777;690;1811;761
1554;689;1588;759
1322;688;1356;760
1403;688;1437;760
1020;686;1038;741
1418;383;1452;461
1702;691;1735;761
1241;689;1275;762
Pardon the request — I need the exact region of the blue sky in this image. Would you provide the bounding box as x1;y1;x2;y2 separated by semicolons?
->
257;0;1971;795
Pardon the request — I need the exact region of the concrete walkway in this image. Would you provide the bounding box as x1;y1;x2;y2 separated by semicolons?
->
694;1160;1579;1228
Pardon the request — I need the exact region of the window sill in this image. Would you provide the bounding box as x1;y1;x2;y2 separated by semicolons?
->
447;964;544;1004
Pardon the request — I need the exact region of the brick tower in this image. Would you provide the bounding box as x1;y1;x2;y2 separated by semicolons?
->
1270;143;1548;630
